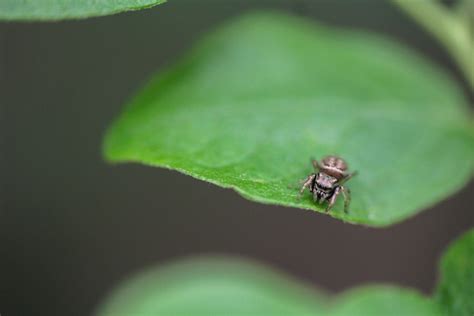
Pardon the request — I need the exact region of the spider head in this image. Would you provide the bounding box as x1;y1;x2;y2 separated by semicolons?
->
315;172;338;190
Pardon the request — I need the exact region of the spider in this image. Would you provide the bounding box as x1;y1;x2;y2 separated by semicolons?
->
299;155;357;213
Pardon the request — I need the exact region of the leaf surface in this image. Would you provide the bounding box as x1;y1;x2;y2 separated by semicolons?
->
436;229;474;316
96;230;474;315
95;258;441;316
0;0;165;21
330;286;441;316
95;257;326;316
104;12;474;226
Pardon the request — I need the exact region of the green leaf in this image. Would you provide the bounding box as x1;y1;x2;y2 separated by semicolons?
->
104;12;474;226
392;0;474;89
436;229;474;316
94;257;326;316
0;0;166;21
330;286;441;316
94;258;441;316
96;230;474;315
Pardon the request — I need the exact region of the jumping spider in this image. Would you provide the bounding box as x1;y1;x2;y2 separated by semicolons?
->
299;155;357;213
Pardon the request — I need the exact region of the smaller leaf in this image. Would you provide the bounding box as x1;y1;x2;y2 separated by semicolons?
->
436;229;474;316
95;257;326;316
95;257;442;316
95;230;474;315
0;0;166;21
330;286;441;316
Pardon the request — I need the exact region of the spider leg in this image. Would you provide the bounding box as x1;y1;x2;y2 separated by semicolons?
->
288;175;315;190
339;170;358;185
341;186;351;213
326;186;341;213
311;158;321;171
298;174;316;200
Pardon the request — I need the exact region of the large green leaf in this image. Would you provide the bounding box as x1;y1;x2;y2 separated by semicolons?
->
436;229;474;316
104;12;474;226
0;0;166;21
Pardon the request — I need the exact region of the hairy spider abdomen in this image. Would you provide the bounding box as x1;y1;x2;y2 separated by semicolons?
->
320;155;348;179
322;156;347;171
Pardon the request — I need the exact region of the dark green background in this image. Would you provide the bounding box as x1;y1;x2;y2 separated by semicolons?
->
1;1;473;315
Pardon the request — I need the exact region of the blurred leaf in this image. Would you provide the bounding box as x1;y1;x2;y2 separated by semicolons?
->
96;231;474;315
95;258;442;316
95;257;326;316
104;12;474;226
436;229;474;316
0;0;166;21
456;0;474;23
330;286;441;316
393;0;474;88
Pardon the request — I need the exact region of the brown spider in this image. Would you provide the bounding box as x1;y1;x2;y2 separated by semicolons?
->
299;155;357;213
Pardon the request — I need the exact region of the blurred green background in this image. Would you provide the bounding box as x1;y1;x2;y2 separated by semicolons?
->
1;1;473;315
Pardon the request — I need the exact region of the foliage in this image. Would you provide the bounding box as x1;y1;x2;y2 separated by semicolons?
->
393;0;474;89
95;257;325;316
104;12;474;227
436;229;474;316
0;0;166;21
95;229;474;316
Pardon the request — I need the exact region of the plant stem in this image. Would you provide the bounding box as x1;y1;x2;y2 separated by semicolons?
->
393;0;474;90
